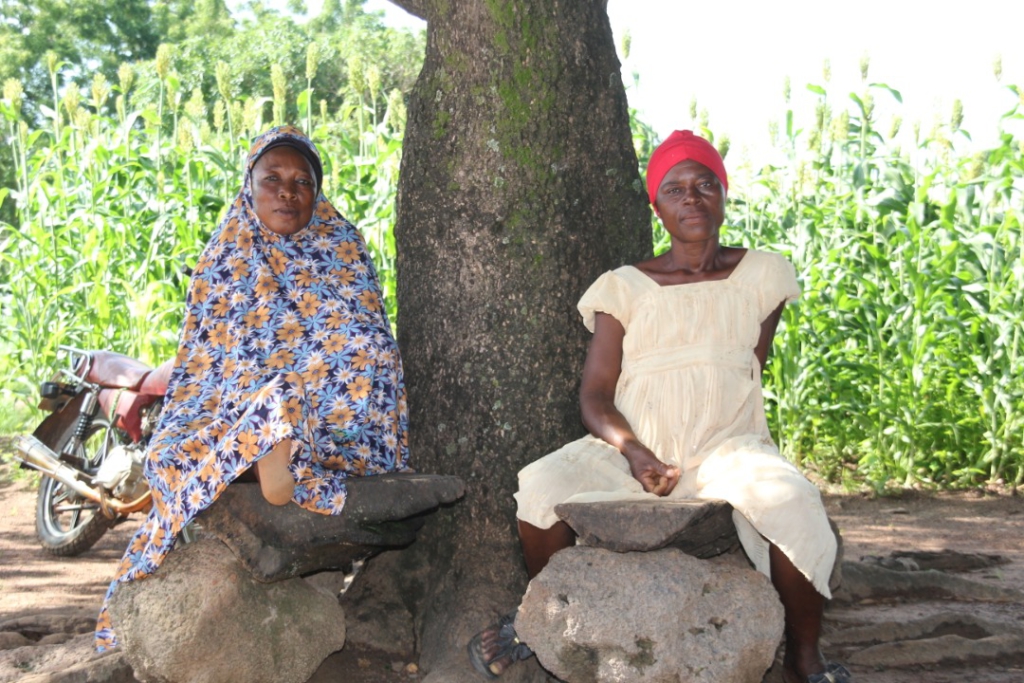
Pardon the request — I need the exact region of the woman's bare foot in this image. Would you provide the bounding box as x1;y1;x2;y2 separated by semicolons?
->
255;439;294;505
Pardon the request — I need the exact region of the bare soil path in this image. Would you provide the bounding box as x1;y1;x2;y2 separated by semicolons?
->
820;487;1024;683
0;477;138;619
2;464;1022;682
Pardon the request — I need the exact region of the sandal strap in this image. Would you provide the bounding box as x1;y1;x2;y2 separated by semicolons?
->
494;610;534;662
467;609;535;679
808;662;852;683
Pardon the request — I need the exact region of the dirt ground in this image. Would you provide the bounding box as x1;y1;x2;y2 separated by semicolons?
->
817;485;1024;683
1;464;1022;682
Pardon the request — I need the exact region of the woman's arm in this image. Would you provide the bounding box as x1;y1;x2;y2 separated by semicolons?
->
754;302;786;372
579;312;680;496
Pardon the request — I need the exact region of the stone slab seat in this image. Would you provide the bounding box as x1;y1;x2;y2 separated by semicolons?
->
554;498;740;557
555;497;844;593
198;473;465;582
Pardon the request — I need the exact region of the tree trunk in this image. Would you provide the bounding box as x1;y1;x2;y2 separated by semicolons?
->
387;0;650;678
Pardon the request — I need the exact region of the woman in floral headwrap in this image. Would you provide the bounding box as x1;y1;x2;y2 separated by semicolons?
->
96;126;409;650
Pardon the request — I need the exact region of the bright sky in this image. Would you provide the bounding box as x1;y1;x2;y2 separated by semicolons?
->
606;0;1024;170
271;0;1024;169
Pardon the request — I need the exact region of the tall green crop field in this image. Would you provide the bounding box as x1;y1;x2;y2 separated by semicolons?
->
3;54;1022;490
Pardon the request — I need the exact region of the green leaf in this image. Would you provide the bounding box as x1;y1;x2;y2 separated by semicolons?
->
869;82;903;103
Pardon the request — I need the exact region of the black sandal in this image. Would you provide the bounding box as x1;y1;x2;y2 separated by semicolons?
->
807;662;852;683
467;610;535;679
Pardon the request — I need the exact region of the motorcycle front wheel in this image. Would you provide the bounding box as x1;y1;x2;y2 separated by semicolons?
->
35;418;118;556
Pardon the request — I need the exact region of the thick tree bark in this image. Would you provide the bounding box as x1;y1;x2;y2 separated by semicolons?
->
388;0;650;679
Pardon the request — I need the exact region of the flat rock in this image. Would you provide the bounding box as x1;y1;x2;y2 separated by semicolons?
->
848;633;1024;668
834;561;1024;604
108;538;345;683
199;474;465;582
0;611;97;639
36;634;74;647
0;632;32;651
554;499;739;556
517;546;784;683
859;549;1009;573
0;634;137;683
301;562;417;658
557;501;845;595
829;612;1018;647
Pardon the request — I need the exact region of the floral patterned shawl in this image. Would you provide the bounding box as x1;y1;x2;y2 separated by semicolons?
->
96;126;409;650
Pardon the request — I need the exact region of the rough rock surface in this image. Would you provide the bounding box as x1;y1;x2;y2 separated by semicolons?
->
823;610;1024;673
107;538;345;683
828;612;1019;648
858;549;1009;573
199;475;465;582
833;560;1024;604
556;499;845;594
847;632;1024;669
301;559;418;659
0;632;32;650
0;633;137;683
554;499;739;557
516;546;784;683
0;612;98;641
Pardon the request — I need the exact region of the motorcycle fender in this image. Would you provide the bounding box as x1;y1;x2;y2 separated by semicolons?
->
36;370;72;413
31;391;92;455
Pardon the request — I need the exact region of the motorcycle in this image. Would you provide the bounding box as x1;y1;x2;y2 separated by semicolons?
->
14;345;174;556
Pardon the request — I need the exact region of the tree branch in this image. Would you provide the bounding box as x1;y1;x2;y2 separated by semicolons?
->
386;0;427;22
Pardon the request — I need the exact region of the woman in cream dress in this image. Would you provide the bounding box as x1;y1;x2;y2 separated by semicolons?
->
470;131;849;683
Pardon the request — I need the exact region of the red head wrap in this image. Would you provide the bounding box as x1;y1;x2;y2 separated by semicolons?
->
645;130;728;206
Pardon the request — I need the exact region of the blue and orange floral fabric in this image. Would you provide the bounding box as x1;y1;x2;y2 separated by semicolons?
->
96;126;409;650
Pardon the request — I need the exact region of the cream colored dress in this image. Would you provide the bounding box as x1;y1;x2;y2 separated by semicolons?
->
514;249;837;598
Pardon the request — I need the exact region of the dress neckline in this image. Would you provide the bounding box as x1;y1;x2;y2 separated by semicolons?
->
626;248;751;289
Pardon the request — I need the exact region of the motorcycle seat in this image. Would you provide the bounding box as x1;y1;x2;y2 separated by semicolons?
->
139;358;175;398
95;359;175;442
87;351;154;391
